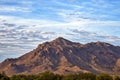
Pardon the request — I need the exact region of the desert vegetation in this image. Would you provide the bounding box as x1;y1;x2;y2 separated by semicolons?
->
0;71;120;80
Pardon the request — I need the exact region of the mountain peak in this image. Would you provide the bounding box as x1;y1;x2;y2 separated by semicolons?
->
54;37;68;41
51;37;73;45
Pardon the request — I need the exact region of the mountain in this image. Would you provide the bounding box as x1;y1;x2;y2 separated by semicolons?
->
0;37;120;76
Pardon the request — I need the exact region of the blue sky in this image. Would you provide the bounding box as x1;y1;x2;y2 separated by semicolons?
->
0;0;120;21
0;0;120;62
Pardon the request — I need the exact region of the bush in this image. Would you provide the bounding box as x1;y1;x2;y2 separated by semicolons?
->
61;74;77;80
96;73;113;80
1;71;119;80
77;73;96;80
36;71;61;80
0;72;9;80
114;76;120;80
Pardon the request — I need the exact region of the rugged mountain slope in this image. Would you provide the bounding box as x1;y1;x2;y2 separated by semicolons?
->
0;37;120;75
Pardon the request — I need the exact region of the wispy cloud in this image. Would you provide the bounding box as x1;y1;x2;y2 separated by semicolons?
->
0;5;31;12
68;29;120;45
0;16;120;44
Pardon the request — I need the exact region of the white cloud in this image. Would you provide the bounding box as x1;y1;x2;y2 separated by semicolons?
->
0;0;33;6
0;15;58;26
83;0;114;8
54;1;83;9
68;29;120;45
0;5;31;12
1;15;120;28
50;0;120;22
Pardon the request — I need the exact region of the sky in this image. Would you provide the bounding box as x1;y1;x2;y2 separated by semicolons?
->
0;0;120;62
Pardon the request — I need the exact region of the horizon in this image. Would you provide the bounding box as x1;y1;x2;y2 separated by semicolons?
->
0;0;120;62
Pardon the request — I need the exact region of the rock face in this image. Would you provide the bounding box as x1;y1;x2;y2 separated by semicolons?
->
1;37;120;75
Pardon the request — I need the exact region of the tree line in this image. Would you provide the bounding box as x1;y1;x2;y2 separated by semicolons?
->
0;71;120;80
